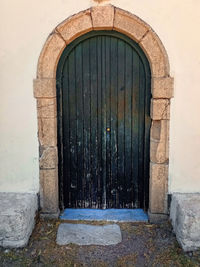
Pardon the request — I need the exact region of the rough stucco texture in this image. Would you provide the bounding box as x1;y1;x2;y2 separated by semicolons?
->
0;0;200;194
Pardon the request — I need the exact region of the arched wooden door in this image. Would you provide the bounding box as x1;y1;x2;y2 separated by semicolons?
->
57;31;151;210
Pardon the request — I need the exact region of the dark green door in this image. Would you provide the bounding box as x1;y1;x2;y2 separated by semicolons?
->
57;31;151;210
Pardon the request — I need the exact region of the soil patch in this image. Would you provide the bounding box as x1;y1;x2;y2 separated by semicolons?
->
0;217;200;266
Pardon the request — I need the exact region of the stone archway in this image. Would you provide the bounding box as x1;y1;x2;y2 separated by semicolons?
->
33;5;174;219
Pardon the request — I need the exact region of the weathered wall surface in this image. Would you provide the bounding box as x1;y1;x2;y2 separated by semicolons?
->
0;0;200;193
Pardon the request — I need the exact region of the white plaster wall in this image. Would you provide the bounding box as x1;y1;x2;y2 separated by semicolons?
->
0;0;200;193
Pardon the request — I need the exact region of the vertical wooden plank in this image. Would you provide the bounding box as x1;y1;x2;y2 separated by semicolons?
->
105;36;111;207
101;36;107;209
90;37;98;207
62;60;71;207
68;50;77;207
131;50;140;208
138;61;145;207
110;36;118;208
97;36;103;208
75;43;84;208
56;66;64;210
143;67;151;210
82;39;91;208
124;43;133;207
117;39;125;208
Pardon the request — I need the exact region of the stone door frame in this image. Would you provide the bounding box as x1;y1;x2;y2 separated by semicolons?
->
33;5;174;218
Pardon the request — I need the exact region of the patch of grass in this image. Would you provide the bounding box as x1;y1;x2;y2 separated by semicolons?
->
0;218;200;267
119;222;149;235
0;250;32;266
153;243;200;267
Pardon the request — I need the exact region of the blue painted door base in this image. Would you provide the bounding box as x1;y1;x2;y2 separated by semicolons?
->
60;209;148;222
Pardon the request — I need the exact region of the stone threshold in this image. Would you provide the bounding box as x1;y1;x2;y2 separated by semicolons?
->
60;208;148;222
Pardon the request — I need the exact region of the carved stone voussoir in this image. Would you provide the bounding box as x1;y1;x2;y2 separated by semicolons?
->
113;8;149;42
140;31;169;78
91;5;114;30
56;10;93;44
37;33;66;78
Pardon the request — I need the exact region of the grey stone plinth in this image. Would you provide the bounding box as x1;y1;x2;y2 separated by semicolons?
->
148;211;168;223
56;223;122;246
170;193;200;251
0;193;38;248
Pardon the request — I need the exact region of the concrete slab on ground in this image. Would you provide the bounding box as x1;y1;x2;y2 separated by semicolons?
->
56;223;122;246
60;208;148;222
170;193;200;251
0;193;38;248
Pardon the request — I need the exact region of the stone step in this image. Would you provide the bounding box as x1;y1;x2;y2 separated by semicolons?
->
56;223;122;246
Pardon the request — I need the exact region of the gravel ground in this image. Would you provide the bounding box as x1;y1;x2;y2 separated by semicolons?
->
0;217;200;267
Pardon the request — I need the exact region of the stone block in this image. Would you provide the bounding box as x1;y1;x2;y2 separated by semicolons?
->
37;33;66;78
140;31;169;77
149;163;168;214
38;117;57;146
33;78;56;98
40;146;58;169
170;193;200;251
56;10;93;44
40;169;59;214
150;120;169;163
56;223;122;246
113;8;149;42
151;99;170;120
91;6;114;30
152;77;174;99
37;98;57;118
0;193;38;248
